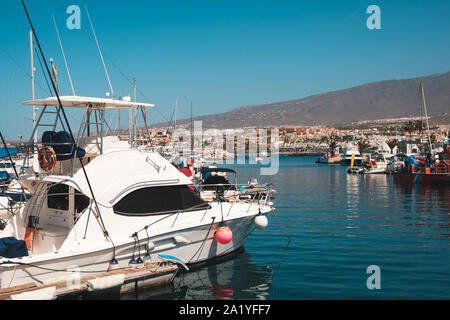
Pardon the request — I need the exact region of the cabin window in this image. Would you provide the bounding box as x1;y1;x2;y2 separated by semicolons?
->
75;189;90;213
113;185;210;216
47;184;69;211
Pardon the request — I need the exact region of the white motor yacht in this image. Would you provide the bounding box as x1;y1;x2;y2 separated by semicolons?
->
341;146;363;166
0;96;273;289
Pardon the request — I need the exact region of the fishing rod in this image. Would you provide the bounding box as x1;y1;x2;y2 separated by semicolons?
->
20;0;118;263
53;0;171;124
0;131;27;197
0;132;20;180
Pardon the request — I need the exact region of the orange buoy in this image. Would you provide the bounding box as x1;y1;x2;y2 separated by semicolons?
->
215;223;232;244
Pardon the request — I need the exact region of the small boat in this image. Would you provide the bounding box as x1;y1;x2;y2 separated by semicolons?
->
341;146;363;166
361;153;388;174
347;167;364;174
315;143;341;164
389;84;450;185
386;153;408;173
315;153;342;164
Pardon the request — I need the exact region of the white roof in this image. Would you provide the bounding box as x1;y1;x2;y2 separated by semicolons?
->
74;150;191;206
18;150;192;207
22;96;154;109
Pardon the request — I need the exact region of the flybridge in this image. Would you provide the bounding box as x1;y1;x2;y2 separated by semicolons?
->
18;95;156;178
22;96;154;109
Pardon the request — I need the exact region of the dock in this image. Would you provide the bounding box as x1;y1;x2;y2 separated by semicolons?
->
0;262;178;300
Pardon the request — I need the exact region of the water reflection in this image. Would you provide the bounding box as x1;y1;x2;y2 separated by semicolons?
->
85;156;449;299
121;248;273;300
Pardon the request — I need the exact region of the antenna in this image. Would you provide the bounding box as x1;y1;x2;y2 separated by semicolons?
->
52;13;76;96
85;5;115;99
29;30;37;145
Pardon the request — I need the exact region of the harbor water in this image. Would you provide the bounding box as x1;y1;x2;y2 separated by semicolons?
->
118;155;449;300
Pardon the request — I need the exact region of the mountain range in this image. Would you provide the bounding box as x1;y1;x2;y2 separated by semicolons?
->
154;71;450;129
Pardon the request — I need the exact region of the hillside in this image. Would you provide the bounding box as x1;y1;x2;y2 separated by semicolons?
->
155;72;450;129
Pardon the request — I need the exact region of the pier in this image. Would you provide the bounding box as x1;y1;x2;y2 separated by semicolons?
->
0;262;178;300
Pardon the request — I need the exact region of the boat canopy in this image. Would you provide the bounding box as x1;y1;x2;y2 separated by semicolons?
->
22;96;154;109
0;147;18;159
19;150;193;207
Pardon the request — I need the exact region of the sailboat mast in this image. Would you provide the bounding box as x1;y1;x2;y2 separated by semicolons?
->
29;30;36;145
190;102;193;159
118;109;121;137
420;82;433;152
174;98;178;131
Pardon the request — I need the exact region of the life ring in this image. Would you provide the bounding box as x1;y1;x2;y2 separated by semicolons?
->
38;146;57;172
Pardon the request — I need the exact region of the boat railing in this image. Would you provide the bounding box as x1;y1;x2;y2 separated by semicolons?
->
435;162;449;174
195;182;273;207
21;180;91;230
19;140;98;177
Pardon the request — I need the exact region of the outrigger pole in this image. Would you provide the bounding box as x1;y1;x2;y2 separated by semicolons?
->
85;5;115;99
20;0;118;263
52;13;76;96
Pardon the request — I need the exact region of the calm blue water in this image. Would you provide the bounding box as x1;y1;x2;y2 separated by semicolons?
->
122;155;449;300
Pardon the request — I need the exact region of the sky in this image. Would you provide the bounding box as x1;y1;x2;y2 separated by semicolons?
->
0;0;449;140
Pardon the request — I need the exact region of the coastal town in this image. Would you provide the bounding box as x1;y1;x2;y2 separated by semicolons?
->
141;116;450;159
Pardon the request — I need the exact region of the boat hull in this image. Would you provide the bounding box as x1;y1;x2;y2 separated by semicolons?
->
341;159;363;166
315;156;342;164
392;172;450;185
0;215;257;289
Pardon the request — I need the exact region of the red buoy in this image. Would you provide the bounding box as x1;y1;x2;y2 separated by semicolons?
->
215;224;232;244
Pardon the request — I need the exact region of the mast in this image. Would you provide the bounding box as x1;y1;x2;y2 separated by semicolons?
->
174;98;178;131
190;101;193;159
118;108;120;137
30;30;37;145
420;82;433;153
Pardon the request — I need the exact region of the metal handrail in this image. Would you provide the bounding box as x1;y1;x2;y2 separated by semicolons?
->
195;182;273;207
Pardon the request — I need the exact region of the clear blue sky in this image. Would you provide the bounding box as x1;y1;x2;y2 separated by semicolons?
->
1;0;449;140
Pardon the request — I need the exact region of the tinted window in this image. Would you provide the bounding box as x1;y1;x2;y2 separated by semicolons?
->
113;185;209;216
75;190;90;213
47;184;69;211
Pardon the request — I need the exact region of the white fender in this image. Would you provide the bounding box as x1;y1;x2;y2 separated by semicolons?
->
10;286;56;300
254;214;268;230
86;274;125;292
